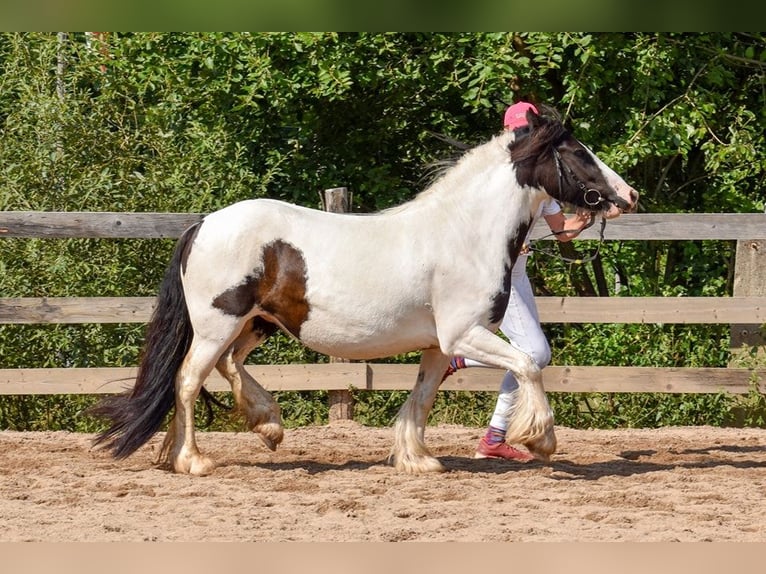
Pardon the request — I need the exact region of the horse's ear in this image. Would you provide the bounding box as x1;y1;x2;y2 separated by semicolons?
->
526;108;543;130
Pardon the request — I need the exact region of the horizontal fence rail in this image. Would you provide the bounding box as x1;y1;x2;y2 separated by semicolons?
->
1;296;765;325
1;364;764;395
1;211;765;240
0;211;204;239
1;211;765;397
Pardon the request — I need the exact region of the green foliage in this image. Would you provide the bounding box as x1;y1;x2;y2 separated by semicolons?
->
549;392;733;429
0;394;102;432
351;389;500;427
1;33;765;432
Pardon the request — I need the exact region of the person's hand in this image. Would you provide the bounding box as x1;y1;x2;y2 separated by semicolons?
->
572;208;594;229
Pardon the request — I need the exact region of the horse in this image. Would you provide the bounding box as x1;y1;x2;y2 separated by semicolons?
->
91;107;639;475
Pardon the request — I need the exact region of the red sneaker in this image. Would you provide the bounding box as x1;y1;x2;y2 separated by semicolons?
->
474;437;534;462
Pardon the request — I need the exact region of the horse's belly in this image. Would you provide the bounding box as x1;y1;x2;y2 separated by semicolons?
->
297;311;438;360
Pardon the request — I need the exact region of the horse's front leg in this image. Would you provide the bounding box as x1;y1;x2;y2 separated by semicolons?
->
158;340;222;476
390;348;451;473
451;327;556;461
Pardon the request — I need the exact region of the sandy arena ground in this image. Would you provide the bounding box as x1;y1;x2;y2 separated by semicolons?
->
1;422;765;542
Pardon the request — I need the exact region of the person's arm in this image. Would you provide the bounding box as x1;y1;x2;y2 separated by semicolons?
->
543;209;593;243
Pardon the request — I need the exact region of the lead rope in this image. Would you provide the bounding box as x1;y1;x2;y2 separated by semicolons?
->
526;214;607;264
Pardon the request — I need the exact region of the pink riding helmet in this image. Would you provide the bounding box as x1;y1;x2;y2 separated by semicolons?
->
503;101;539;130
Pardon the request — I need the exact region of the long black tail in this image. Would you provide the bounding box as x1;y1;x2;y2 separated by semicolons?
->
90;223;201;459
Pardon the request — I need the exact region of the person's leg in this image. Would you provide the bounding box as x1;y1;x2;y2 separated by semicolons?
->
474;267;551;461
474;369;534;460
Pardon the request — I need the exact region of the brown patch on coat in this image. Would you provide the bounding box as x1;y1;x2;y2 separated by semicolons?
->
212;240;310;338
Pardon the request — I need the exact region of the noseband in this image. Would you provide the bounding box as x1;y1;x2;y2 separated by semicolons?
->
552;147;604;207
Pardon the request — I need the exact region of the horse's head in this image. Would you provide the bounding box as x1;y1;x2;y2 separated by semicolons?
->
509;108;639;219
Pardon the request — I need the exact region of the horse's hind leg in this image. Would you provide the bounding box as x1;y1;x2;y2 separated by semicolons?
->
216;317;284;450
159;336;230;475
390;348;451;473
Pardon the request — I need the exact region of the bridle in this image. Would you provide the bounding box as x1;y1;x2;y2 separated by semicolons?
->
526;145;610;264
552;147;605;209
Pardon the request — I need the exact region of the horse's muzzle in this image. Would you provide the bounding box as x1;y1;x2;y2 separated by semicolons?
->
607;187;639;214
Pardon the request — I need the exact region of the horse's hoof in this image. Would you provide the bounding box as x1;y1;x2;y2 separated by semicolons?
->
173;454;216;476
258;435;278;451
393;455;446;474
254;422;284;451
191;457;216;476
524;427;557;462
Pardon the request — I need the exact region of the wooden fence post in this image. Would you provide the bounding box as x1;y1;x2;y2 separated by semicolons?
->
322;187;355;421
730;239;765;365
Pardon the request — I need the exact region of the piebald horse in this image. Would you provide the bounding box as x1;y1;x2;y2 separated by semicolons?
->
92;108;638;475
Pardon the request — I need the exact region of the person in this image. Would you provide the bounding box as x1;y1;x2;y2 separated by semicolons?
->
443;101;593;462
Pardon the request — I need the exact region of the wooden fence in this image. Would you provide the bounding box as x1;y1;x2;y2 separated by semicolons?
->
1;211;765;398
